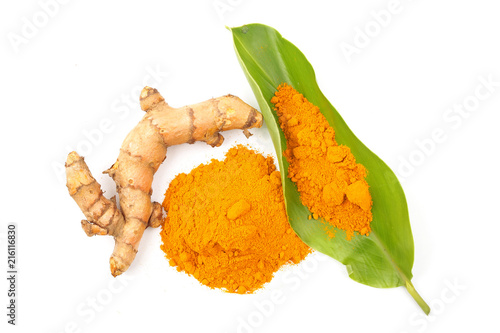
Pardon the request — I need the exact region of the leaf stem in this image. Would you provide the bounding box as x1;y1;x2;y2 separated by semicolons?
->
405;280;430;315
370;233;430;315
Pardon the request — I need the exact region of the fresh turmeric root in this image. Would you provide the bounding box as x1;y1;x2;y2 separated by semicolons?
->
66;87;262;276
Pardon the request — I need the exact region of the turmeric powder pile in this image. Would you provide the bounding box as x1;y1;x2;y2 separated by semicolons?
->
271;83;372;239
160;145;311;294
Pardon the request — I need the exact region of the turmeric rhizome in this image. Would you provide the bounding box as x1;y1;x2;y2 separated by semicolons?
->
66;87;263;277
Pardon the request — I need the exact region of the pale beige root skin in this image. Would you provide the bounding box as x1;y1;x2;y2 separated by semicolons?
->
66;87;262;277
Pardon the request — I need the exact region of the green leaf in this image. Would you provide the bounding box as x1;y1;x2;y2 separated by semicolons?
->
229;23;429;314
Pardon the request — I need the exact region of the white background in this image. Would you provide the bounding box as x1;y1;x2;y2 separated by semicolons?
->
1;0;499;332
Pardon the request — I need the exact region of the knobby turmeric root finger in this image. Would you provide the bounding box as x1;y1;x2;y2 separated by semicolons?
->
66;86;262;277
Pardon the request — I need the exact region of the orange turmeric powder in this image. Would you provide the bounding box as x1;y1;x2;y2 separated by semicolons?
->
160;145;311;294
271;83;372;239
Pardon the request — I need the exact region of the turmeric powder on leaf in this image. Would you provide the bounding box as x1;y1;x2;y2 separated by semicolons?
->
160;145;311;294
271;83;373;239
